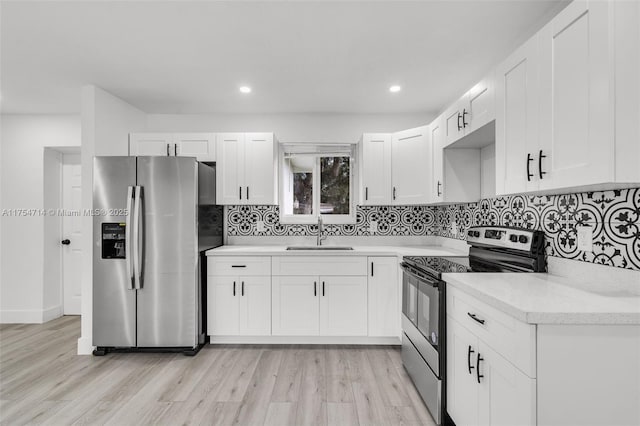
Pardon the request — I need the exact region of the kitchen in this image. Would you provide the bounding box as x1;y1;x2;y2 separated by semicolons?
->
1;1;639;425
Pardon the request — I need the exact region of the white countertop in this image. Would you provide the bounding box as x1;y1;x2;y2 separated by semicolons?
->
206;244;468;257
443;272;640;325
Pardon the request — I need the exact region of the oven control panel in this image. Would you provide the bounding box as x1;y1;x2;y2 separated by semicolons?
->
466;226;543;254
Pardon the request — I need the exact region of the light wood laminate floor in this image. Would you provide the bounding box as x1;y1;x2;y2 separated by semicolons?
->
0;316;436;425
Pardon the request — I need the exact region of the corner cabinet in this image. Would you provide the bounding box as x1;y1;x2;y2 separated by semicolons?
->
216;133;277;205
129;133;216;162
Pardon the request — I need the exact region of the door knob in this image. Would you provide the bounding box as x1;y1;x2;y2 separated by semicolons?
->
61;239;71;245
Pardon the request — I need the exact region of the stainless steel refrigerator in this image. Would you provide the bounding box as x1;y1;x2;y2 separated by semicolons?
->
92;156;222;355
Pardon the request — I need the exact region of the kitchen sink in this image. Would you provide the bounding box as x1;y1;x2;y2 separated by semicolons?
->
286;246;354;251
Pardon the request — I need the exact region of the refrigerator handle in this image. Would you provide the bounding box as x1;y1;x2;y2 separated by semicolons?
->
133;185;143;290
125;186;135;290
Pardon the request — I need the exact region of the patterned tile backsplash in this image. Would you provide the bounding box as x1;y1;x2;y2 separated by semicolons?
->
226;187;640;270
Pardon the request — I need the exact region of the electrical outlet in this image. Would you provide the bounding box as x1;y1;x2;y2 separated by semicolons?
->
577;225;593;252
256;220;266;232
369;220;378;234
451;221;458;237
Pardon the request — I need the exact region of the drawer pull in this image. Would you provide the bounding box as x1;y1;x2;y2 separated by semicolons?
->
467;345;475;374
231;265;247;268
233;281;236;296
314;281;317;297
477;353;484;383
467;312;485;325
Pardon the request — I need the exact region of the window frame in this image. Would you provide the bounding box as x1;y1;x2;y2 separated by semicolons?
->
279;144;358;225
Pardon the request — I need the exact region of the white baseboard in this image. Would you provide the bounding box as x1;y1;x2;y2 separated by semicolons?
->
209;335;401;345
77;336;94;355
42;305;63;322
1;309;45;323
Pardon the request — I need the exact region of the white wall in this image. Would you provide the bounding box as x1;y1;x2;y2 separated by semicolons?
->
78;86;146;354
0;115;81;322
146;112;432;143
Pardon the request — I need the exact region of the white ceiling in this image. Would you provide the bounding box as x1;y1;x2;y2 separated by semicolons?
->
0;0;569;115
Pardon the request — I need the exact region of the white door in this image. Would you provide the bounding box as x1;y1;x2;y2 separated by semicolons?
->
538;0;613;190
467;73;495;133
62;155;82;315
129;133;173;156
216;133;245;205
361;133;392;205
319;276;367;336
447;317;480;426
272;276;319;336
244;133;276;205
174;133;216;161
477;341;537;426
239;276;271;336
431;117;445;203
367;257;399;337
391;126;431;205
208;276;240;335
495;35;540;195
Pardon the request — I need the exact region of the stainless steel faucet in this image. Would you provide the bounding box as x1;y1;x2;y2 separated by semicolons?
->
317;216;327;246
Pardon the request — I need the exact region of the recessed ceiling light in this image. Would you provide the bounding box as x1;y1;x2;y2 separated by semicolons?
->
389;85;402;93
239;86;252;94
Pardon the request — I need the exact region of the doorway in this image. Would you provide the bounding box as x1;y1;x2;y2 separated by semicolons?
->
61;154;82;315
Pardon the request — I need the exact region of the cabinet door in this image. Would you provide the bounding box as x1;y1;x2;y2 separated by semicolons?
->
272;276;319;336
244;133;276;205
208;276;240;335
129;133;173;156
361;133;392;205
477;341;536;426
174;133;216;162
431;117;445;203
495;35;540;195
216;133;245;205
538;0;613;190
239;276;271;336
444;104;465;146
466;73;495;133
391;126;431;205
447;317;480;426
367;257;399;337
319;276;367;336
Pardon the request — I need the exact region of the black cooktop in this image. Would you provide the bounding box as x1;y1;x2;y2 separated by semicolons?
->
402;255;514;279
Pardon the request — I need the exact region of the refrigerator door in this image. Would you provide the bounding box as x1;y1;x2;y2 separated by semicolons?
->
93;157;137;347
136;157;199;347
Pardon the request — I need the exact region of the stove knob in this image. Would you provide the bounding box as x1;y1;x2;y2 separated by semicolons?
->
474;231;481;238
519;235;529;244
509;234;518;243
468;230;475;238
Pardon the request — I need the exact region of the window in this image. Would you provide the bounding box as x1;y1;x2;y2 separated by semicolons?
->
280;144;357;224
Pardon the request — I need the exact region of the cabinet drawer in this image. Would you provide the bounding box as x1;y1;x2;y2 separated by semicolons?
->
208;256;271;276
272;256;367;276
447;286;536;378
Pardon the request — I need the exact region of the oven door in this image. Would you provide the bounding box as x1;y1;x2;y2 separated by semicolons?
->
401;264;419;327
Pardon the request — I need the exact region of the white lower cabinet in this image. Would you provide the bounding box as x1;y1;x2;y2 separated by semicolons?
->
367;257;399;337
272;275;367;337
447;316;536;426
208;275;271;336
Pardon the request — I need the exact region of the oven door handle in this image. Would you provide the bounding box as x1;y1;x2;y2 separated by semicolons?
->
400;262;439;287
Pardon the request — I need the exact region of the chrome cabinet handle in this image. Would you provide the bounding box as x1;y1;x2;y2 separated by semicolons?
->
125;186;134;290
468;345;475;374
538;150;546;179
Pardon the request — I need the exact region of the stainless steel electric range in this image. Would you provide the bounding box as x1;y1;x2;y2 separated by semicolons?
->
400;226;546;425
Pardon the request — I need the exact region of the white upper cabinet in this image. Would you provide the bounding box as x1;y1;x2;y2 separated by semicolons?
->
537;0;613;190
443;73;496;147
216;132;277;205
360;133;392;205
391;126;432;205
129;133;215;161
129;133;175;156
495;35;541;195
173;133;216;161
